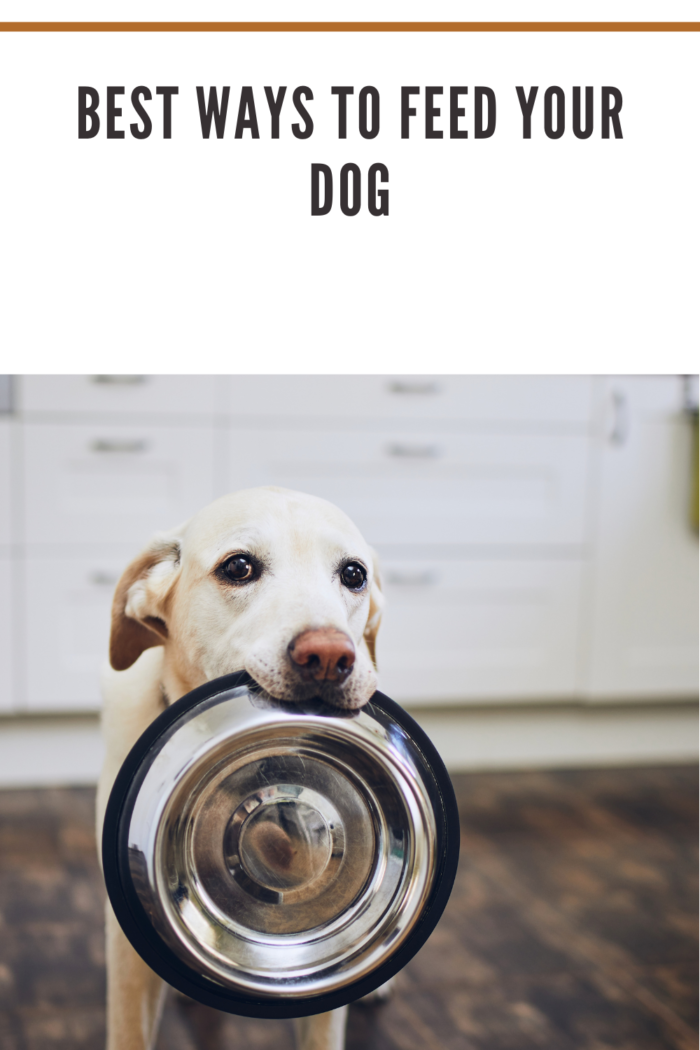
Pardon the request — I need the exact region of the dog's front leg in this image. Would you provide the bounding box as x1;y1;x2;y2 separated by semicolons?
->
293;1007;348;1050
106;902;166;1050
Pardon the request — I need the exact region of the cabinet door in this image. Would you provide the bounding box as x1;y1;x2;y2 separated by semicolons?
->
226;429;591;547
226;376;593;425
583;377;699;698
376;559;583;704
20;375;221;415
23;424;216;546
24;555;132;711
0;420;12;547
0;557;15;712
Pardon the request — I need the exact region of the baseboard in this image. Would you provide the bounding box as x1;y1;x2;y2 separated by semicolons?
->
408;700;699;772
0;716;105;788
0;701;697;789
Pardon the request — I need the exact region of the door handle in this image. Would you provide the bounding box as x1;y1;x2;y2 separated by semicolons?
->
387;380;440;396
90;439;149;454
386;443;440;459
91;375;146;385
88;571;119;587
385;570;438;587
609;391;628;445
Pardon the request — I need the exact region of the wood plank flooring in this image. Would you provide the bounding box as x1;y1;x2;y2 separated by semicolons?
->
0;766;696;1050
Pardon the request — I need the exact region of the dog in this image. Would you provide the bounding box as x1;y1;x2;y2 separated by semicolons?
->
96;486;385;1050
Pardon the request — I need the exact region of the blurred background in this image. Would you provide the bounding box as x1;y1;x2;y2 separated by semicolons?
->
0;373;697;1050
0;373;697;781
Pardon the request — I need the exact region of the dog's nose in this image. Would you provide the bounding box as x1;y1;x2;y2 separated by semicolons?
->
288;629;356;683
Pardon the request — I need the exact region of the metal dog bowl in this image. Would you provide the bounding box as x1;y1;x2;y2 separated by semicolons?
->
103;671;459;1018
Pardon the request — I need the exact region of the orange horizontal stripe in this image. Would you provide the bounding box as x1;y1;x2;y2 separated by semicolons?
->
0;21;698;32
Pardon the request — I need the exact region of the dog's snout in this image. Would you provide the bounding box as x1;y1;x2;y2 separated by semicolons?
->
288;629;356;683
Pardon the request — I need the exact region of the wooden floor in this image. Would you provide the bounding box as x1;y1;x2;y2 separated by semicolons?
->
0;766;696;1050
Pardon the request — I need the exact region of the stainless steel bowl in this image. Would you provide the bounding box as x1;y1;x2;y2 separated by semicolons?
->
103;672;459;1018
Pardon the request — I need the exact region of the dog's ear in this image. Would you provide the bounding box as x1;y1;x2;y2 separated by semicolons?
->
109;534;182;672
363;549;385;668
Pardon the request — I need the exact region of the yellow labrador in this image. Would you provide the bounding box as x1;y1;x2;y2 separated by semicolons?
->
96;487;384;1050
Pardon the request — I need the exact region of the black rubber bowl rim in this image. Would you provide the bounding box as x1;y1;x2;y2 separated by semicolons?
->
102;671;460;1019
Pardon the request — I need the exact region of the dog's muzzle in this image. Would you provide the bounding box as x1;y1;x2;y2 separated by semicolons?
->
102;672;459;1019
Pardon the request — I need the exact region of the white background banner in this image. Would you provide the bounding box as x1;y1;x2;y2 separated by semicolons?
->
0;26;696;371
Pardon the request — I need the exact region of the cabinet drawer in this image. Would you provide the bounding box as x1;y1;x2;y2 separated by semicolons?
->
227;376;593;425
0;420;12;547
227;430;590;546
20;375;221;415
24;424;216;545
375;560;583;704
0;557;15;711
24;555;128;711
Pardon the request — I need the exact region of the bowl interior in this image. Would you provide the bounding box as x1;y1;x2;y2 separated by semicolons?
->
123;684;439;1000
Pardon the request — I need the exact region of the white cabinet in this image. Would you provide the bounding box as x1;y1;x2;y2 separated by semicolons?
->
226;375;593;425
1;374;695;714
0;557;15;712
0;419;13;547
376;559;583;704
583;377;698;699
23;555;125;711
23;423;216;546
20;374;221;416
0;419;17;711
226;430;591;547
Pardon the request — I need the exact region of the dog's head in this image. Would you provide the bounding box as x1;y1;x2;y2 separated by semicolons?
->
109;487;384;710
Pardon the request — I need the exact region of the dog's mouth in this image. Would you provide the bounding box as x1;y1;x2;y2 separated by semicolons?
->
245;683;365;720
244;643;376;712
249;676;371;712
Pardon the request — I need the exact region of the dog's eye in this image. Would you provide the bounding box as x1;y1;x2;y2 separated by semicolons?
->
341;562;367;591
222;555;256;583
